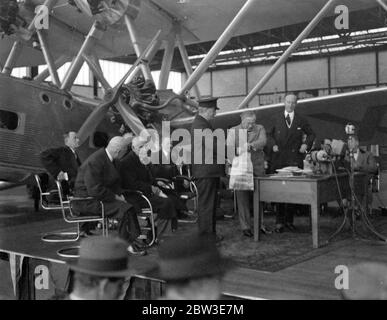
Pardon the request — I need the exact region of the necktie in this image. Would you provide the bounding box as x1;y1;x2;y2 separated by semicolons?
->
286;114;291;127
74;152;81;166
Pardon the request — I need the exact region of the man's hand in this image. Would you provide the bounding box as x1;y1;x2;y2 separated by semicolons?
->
57;171;68;181
151;186;161;196
299;144;308;154
273;145;279;153
115;194;125;202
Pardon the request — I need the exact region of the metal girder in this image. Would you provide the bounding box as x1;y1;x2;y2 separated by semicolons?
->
124;15;154;82
178;0;260;96
238;0;339;109
36;29;61;86
159;31;176;90
61;21;105;91
34;55;67;83
83;54;112;91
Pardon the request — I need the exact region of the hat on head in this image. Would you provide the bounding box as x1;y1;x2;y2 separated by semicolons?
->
67;236;132;278
198;97;219;110
145;233;234;281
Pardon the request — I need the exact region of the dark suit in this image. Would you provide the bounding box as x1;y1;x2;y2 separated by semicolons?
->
40;146;81;195
190;115;225;235
269;111;315;226
269;111;315;171
118;151;178;233
73;148;140;242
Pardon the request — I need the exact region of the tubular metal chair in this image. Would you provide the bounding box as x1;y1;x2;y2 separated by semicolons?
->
34;174;62;211
124;190;156;247
44;180;107;258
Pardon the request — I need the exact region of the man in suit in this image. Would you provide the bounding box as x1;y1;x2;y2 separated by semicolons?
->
40;131;81;196
227;110;267;237
269;94;315;232
73;136;146;255
118;136;178;237
190;97;225;240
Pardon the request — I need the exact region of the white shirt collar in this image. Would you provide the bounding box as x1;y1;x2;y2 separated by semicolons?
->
284;111;295;120
105;149;113;162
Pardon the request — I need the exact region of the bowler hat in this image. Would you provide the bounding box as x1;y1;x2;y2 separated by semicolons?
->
198;97;219;110
145;233;234;281
68;237;132;278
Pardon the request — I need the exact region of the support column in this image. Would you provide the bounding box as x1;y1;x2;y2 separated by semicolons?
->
158;32;176;89
61;21;105;91
83;55;111;91
36;29;61;86
176;29;200;98
178;0;259;95
124;15;153;81
238;0;338;109
34;55;67;83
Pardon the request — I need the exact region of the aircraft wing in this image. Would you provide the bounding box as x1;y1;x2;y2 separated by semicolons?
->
171;87;387;145
0;0;378;68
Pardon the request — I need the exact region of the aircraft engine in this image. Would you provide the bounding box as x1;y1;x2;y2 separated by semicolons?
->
0;0;25;36
71;0;140;25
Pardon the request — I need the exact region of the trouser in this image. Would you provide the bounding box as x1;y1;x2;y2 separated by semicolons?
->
78;200;141;243
236;190;253;231
196;178;219;235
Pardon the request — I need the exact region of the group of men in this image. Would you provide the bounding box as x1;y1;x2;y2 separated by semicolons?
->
39;92;378;254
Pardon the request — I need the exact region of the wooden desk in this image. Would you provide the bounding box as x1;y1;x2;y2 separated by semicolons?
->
253;173;367;248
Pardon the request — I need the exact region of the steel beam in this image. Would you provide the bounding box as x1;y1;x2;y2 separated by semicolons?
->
377;0;387;12
36;29;61;86
238;0;338;109
176;29;200;98
158;32;176;89
2;42;23;75
83;54;112;91
34;55;67;82
178;0;259;95
124;15;153;81
61;21;104;91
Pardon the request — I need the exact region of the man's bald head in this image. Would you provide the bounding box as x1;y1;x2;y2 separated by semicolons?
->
284;94;297;113
106;136;126;159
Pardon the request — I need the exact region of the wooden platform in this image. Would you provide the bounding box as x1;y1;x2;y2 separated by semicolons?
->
1;216;387;300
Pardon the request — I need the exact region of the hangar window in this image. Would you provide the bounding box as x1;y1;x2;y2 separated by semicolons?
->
0;110;19;131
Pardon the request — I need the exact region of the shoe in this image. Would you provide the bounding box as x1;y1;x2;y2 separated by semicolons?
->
285;223;297;232
260;225;272;234
243;229;253;238
127;243;147;256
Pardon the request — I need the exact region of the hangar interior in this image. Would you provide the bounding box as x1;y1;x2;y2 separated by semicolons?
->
2;1;387;301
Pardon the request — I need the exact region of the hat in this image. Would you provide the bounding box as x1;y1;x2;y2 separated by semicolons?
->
68;237;132;278
198;97;219;110
145;233;234;281
342;262;387;300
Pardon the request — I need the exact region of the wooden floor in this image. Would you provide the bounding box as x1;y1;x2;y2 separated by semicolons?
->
1;216;387;300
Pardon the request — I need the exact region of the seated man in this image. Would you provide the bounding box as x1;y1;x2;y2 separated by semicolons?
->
40;131;81;197
118;136;178;237
73;136;146;255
